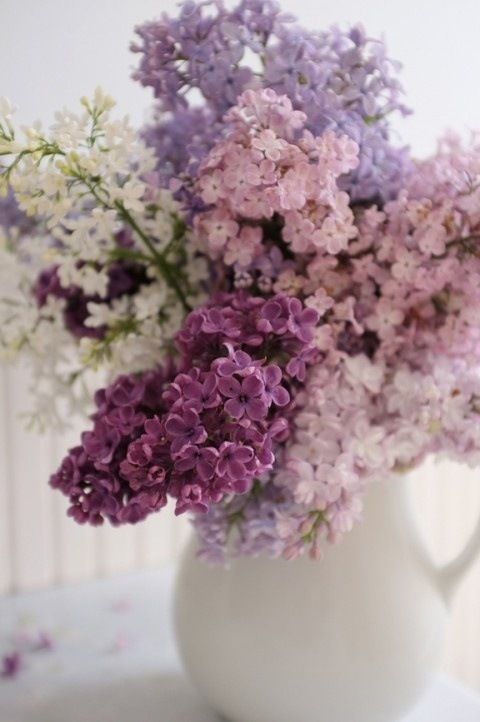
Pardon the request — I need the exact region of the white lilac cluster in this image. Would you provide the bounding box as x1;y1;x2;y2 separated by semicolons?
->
0;91;205;428
0;223;88;429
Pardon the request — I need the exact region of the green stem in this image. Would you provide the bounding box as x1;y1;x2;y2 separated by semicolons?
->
72;171;191;311
108;247;152;264
301;510;326;545
114;202;191;312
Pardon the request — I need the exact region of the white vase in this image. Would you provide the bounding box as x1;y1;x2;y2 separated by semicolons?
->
174;475;480;722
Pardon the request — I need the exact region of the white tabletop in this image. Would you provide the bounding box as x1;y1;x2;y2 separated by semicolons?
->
1;567;479;722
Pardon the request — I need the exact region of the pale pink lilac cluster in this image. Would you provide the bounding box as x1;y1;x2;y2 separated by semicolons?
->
194;89;359;280
2;0;480;563
261;354;480;561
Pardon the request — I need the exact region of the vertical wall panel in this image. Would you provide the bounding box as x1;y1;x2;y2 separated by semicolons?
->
98;525;140;578
50;424;103;585
0;366;13;594
5;363;57;590
136;510;178;570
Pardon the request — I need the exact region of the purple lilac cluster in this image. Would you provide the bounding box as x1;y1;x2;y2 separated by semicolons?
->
175;291;319;381
50;292;319;524
34;259;148;339
132;0;411;201
50;367;174;524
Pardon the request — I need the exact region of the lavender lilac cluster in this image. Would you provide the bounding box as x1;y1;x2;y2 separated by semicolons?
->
132;0;411;201
0;189;34;238
50;292;319;524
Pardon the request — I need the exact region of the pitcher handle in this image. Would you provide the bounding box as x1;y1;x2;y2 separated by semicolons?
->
407;474;480;606
436;512;480;604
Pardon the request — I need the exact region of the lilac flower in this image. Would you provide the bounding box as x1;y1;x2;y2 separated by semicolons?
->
1;651;23;679
201;307;242;337
263;365;290;406
286;347;318;382
216;442;255;487
182;372;220;409
125;439;155;468
285;299;317;342
104;406;146;435
175;445;218;480
51;291;316;525
215;349;261;377
175;483;209;515
106;375;146;408
165;408;208;453
219;373;268;421
82;420;121;465
258;297;291;335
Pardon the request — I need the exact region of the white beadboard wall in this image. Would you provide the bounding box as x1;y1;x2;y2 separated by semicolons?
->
1;361;480;690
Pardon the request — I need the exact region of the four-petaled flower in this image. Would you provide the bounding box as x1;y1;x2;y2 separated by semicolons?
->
217;442;255;487
218;373;268;421
183;373;220;410
165;408;208;454
263;365;290;407
175;445;218;481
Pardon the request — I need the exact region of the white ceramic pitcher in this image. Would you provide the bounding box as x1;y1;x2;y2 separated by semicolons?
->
174;475;480;722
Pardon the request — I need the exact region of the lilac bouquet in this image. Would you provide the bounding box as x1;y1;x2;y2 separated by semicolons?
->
1;1;479;563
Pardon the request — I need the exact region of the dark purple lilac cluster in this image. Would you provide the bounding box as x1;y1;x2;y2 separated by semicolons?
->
132;0;411;201
50;366;174;525
50;292;319;525
34;259;148;339
157;355;290;514
176;291;319;380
